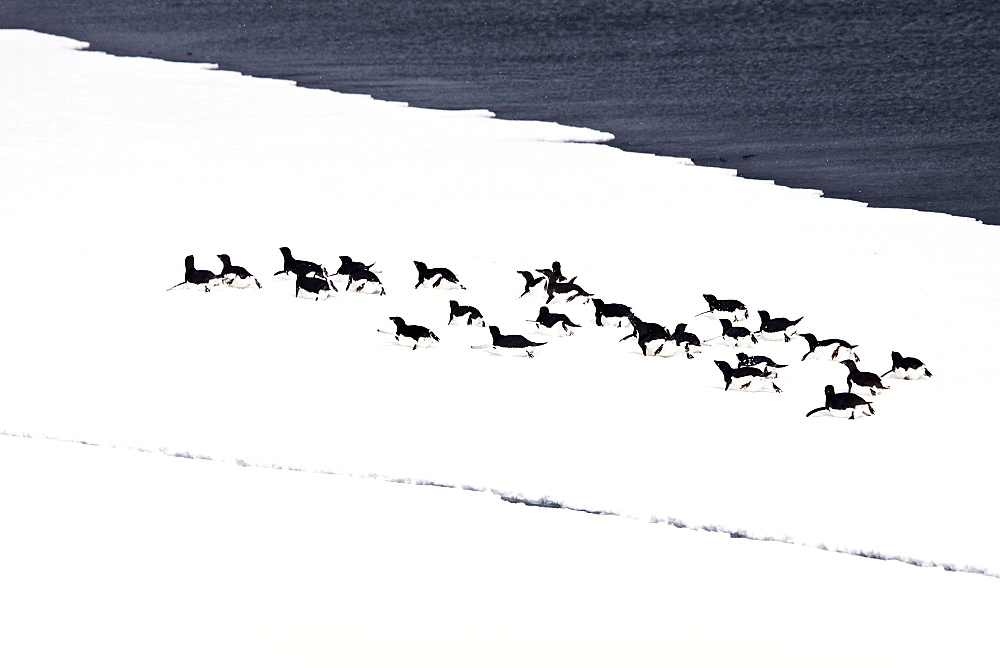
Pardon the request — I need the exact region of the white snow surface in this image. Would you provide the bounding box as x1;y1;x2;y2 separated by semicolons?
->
1;30;999;666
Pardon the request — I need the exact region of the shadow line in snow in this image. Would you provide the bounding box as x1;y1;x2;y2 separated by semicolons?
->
5;429;995;580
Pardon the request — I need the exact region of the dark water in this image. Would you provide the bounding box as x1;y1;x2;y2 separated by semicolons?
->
4;0;998;224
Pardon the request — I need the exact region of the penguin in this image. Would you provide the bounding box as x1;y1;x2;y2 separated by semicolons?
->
531;306;581;336
336;255;376;276
476;326;547;357
345;267;385;295
216;254;261;289
386;317;440;350
167;255;220;292
841;360;890;396
882;351;933;380
806;385;874;419
536;261;566;283
448;300;486;327
756;310;803;342
517;270;546;298
736;352;786;375
671;323;702;359
540;270;592;304
295;273;337;300
716;319;758;348
414;261;465;289
697;294;749;321
592;299;635;328
714;360;782;393
275;246;326;279
621;315;674;357
800;333;860;362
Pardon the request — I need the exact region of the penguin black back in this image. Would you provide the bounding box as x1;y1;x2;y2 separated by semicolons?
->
166;255;218;291
217;254;261;288
842;360;889;395
805;385;874;419
883;351;933;379
276;246;325;278
448;300;485;325
517;270;545;297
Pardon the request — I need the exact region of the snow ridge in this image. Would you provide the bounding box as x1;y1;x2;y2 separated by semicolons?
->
6;429;994;580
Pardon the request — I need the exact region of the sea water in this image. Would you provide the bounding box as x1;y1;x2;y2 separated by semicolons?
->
3;0;997;224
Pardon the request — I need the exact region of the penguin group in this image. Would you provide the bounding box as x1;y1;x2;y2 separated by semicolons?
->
168;249;933;418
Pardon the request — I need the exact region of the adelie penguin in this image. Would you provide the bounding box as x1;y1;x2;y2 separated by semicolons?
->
413;261;465;290
714;319;758;348
530;306;581;337
345;267;385;295
756;310;802;342
166;255;220;292
383;317;440;350
536;261;566;283
591;299;635;328
800;333;860;362
539;269;592;304
714;360;782;393
882;351;933;380
697;294;749;321
621;315;675;357
295;273;337;300
275;246;326;279
216;254;261;289
336;255;376;277
842;360;889;396
806;385;874;419
448;300;485;327
516;270;546;298
473;326;547;358
736;352;786;375
671;323;702;359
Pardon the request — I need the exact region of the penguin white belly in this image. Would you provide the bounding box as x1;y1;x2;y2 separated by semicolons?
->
760;328;795;342
548;291;589;305
599;316;630;328
450;313;482;326
833;346;860;362
490;345;534;357
805;344;842;361
829;404;873;419
537;323;573;337
222;275;258;289
644;339;680;357
894;366;928;380
728;375;772;392
297;289;334;301
420;274;462;290
353;280;385;295
397;335;435;349
680;342;702;357
716;309;748;322
722;333;754;348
